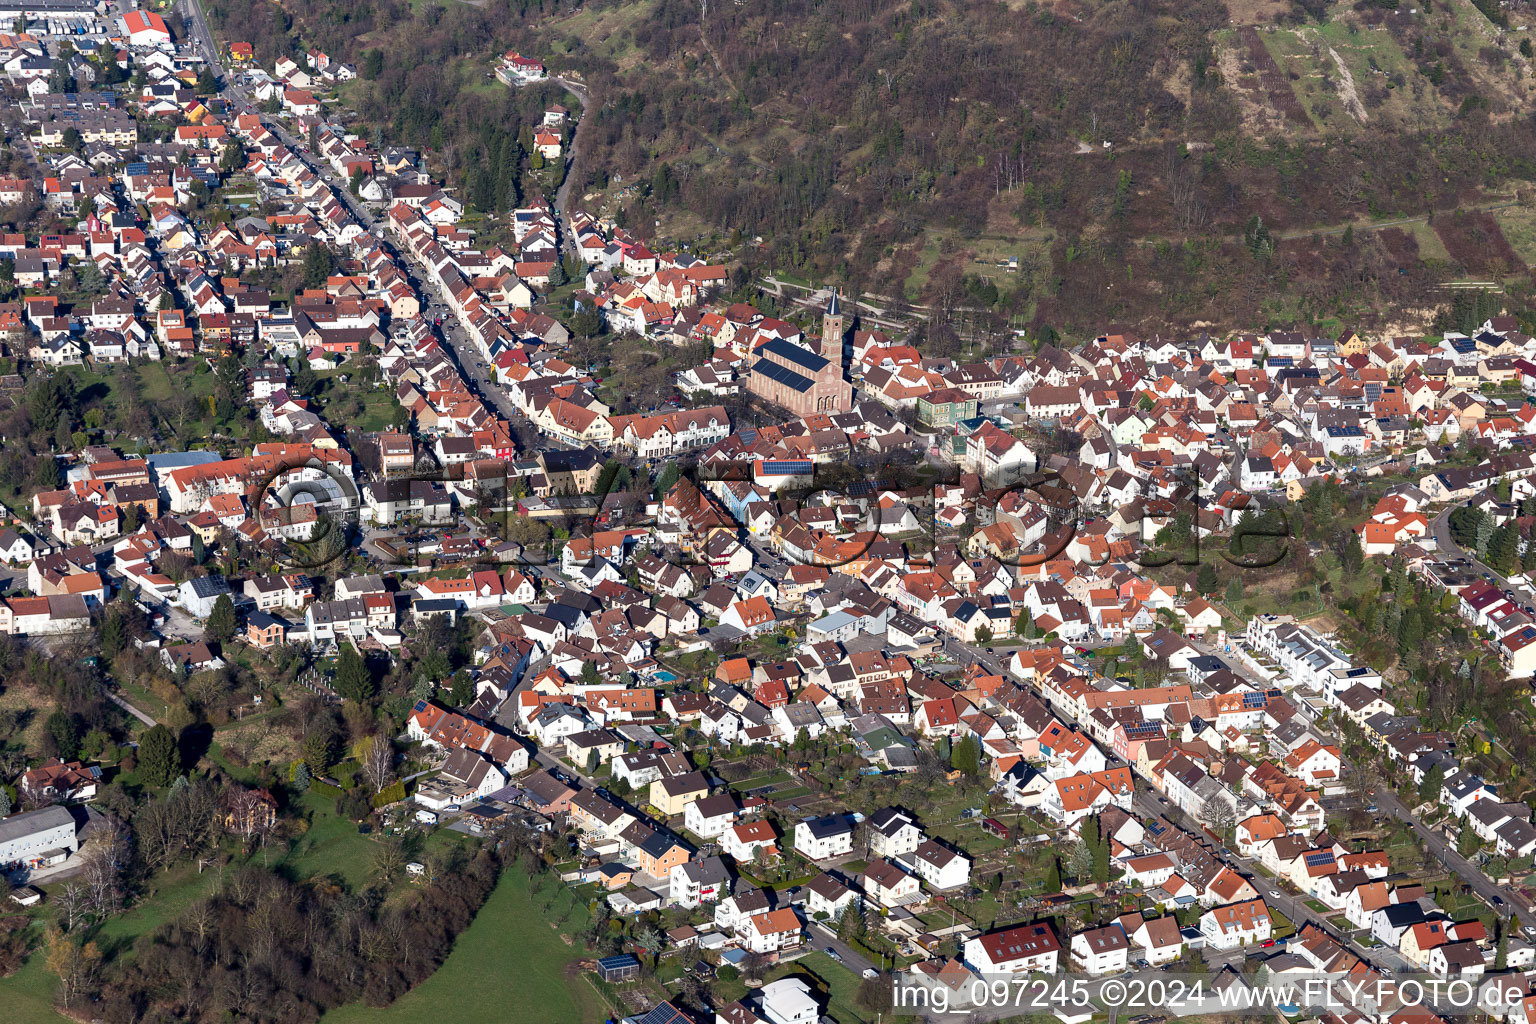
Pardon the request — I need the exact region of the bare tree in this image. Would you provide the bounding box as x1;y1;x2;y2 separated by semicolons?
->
373;835;407;883
55;882;89;932
1202;797;1237;841
80;819;128;920
362;734;396;795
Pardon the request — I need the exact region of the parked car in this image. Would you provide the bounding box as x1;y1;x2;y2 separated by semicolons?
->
824;947;843;963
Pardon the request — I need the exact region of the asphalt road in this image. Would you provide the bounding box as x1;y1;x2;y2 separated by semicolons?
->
1431;506;1536;606
1373;786;1535;934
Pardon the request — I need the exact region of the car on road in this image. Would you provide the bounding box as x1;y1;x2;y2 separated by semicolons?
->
1267;890;1281;899
862;968;879;979
824;947;843;963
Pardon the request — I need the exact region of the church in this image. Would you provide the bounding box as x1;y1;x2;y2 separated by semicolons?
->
746;293;854;417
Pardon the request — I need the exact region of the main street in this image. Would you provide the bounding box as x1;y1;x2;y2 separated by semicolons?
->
180;0;580;458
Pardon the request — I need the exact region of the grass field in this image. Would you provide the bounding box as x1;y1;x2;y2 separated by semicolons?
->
320;869;610;1024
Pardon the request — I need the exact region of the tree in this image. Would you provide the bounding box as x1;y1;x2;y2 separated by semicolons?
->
1089;815;1109;884
569;310;603;338
1342;532;1364;575
195;66;217;94
1196;562;1219;595
219;141;244;173
333;645;376;703
1419;762;1445;804
206;594;236;642
302;243;336;289
46;710;80;762
361;734;394;794
34;454;61;489
950;734;981;777
1044;856;1061;892
1065;837;1093;880
856;977;893;1015
290;759;312;792
838;899;865;942
44;926;100;1009
1203;797;1237;842
976;625;994;644
137;724;181;788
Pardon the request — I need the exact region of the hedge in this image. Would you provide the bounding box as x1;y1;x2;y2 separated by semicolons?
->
372;780;407;807
310;780;343;799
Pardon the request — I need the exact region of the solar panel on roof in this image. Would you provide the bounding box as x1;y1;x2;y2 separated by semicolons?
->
758;337;829;373
752;359;814;393
1304;851;1333;866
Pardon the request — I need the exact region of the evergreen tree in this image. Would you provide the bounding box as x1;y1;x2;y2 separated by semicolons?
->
46;711;80;761
0;785;10;816
1342;532;1364;575
290;760;312;792
1090;815;1110;884
333;646;376;704
950;735;981;776
1419;762;1445;804
653;462;682;498
98;608;126;660
206;595;236;642
302;243;335;289
1044;856;1061;892
1490;524;1520;574
1397;609;1423;658
137;724;180;787
1196;562;1219;595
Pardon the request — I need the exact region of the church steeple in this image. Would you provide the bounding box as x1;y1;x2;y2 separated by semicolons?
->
821;290;844;365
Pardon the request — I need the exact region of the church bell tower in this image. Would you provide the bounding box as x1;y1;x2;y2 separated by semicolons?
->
821;290;844;366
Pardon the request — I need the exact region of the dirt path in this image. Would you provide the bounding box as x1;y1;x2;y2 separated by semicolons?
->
1324;43;1368;123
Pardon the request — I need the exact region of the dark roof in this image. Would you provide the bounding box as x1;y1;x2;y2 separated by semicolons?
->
752;358;814;394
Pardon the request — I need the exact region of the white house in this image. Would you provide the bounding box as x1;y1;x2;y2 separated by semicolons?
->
1071;925;1130;975
867;807;924;859
805;872;860;922
683;793;739;839
793;815;853;861
963;922;1063;975
1200;899;1272;950
900;839;972;891
742;908;803;954
862;858;922;908
669;857;732;909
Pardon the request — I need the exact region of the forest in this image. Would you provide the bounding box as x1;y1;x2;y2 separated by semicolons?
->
206;0;1536;330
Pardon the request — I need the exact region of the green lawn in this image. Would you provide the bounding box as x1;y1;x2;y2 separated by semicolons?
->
773;952;872;1024
321;870;611;1024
